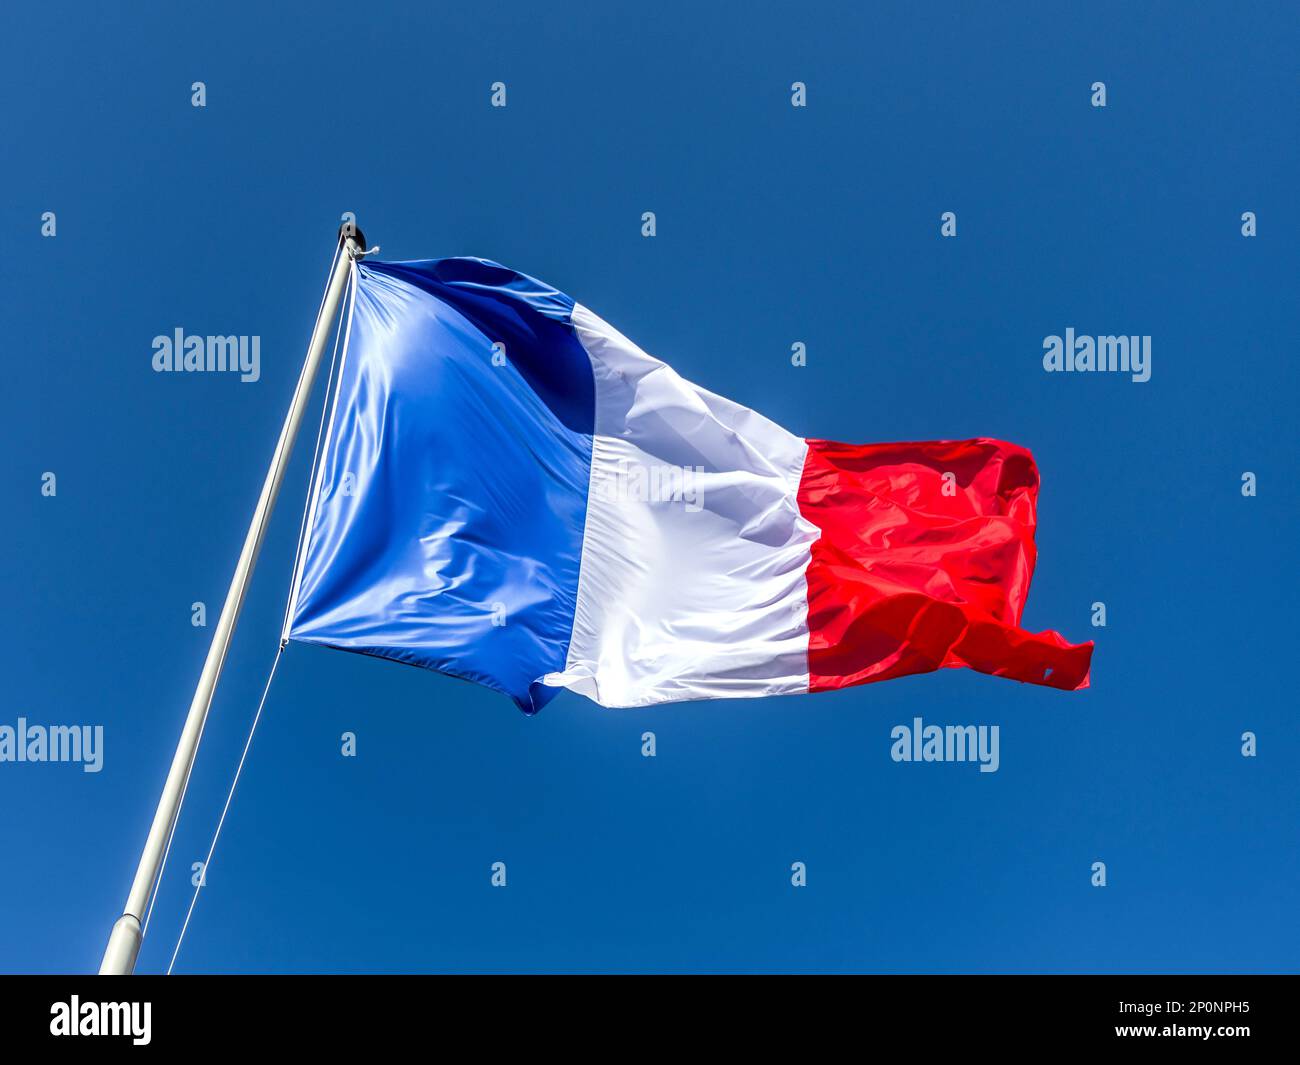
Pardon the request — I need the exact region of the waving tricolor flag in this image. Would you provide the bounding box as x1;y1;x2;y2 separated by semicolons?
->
287;258;1092;712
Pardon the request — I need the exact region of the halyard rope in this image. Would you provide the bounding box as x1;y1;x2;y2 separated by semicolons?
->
166;647;283;974
158;243;350;972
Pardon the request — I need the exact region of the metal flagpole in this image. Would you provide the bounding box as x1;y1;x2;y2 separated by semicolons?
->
99;225;367;975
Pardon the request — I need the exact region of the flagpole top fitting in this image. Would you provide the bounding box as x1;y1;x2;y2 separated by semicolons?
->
338;221;369;259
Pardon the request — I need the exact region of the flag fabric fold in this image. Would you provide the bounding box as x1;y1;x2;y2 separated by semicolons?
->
288;257;1092;712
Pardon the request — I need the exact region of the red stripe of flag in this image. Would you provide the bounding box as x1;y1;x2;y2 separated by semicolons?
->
798;437;1093;693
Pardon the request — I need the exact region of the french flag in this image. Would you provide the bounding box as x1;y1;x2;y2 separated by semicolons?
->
287;258;1093;712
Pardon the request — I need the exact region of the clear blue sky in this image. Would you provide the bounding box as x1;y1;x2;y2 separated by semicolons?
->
4;1;1296;973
